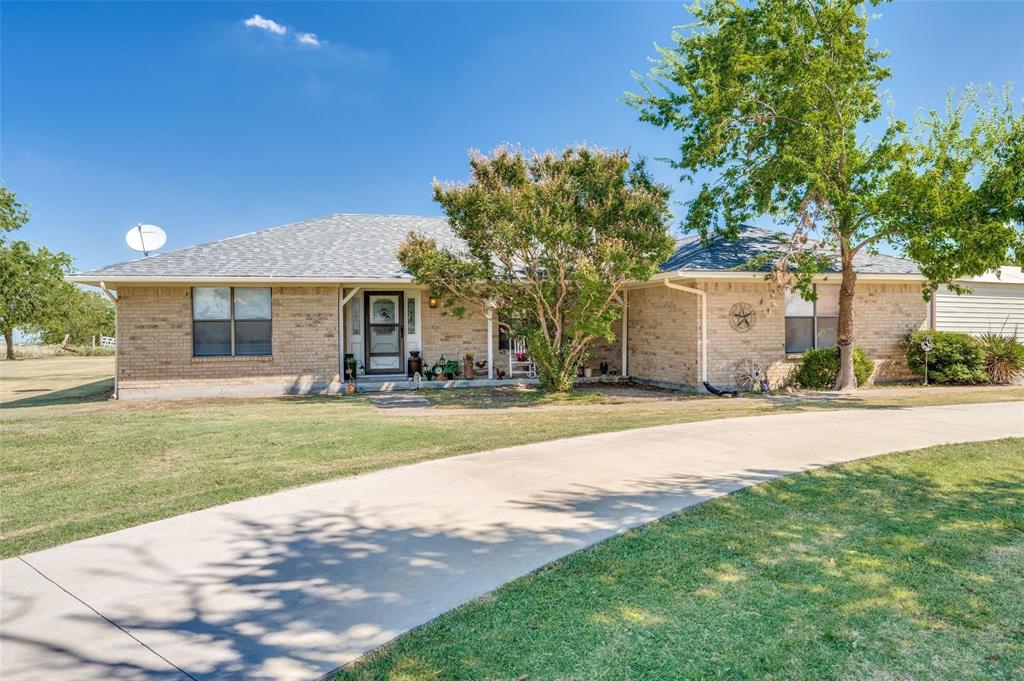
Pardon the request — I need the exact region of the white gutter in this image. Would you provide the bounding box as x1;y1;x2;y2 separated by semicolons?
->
663;279;708;384
632;270;925;285
67;275;421;286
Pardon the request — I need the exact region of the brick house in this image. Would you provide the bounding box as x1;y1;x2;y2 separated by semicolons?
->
70;214;929;399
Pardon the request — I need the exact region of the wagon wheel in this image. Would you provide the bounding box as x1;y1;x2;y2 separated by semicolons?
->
733;359;765;392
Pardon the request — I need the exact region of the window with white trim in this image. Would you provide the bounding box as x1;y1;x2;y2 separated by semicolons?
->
192;287;272;356
784;284;839;353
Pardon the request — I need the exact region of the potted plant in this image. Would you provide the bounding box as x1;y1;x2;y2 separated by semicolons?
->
442;358;460;380
463;352;475;380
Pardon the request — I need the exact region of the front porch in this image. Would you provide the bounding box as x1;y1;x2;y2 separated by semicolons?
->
341;285;506;382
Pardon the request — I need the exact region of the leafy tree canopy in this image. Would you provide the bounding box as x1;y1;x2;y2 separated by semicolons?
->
0;185;76;359
35;286;115;346
398;145;674;391
0;186;29;239
628;0;1023;389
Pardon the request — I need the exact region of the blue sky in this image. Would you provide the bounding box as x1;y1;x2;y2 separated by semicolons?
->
3;1;1022;271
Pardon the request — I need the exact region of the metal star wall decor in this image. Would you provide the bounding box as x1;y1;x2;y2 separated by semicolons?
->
729;302;756;332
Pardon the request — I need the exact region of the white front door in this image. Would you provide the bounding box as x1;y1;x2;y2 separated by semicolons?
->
366;293;403;373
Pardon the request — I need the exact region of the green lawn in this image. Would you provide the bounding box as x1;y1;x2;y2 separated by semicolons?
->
338;439;1024;681
1;356;1022;557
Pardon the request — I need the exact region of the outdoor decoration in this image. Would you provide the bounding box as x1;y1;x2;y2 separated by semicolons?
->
463;352;475;380
920;334;934;385
407;350;422;378
733;358;765;391
729;302;756;332
703;381;739;398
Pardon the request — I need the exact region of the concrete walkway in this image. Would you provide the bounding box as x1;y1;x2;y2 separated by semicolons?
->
2;402;1021;680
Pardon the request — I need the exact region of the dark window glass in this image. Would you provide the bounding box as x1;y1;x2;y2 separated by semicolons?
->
785;318;814;354
498;327;510;351
234;320;272;355
193;321;231;356
816;317;839;349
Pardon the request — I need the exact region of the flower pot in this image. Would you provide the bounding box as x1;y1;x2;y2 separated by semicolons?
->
344;382;357;395
463;361;474;380
583;367;593;378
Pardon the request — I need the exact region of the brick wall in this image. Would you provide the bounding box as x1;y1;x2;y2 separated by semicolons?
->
621;279;927;389
116;286;341;389
116;280;926;391
589;317;623;375
625;285;701;385
698;281;793;387
852;282;929;381
420;302;504;372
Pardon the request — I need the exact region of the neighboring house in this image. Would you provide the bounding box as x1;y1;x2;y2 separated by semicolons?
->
70;214;929;399
933;266;1024;340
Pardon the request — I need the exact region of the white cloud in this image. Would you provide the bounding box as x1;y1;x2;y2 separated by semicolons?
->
296;32;322;47
243;14;286;35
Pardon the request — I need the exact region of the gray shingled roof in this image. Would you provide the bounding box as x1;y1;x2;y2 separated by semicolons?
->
73;215;919;281
660;226;919;275
74;214;460;280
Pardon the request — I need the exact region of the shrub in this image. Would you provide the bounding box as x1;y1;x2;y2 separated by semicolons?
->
903;330;987;384
977;332;1024;384
791;346;874;389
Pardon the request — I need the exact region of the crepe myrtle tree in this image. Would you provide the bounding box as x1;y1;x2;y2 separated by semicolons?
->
398;145;674;392
628;0;1023;390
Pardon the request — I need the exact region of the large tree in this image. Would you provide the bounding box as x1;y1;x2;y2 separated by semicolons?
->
628;0;1023;390
35;286;115;346
398;146;674;392
0;187;75;359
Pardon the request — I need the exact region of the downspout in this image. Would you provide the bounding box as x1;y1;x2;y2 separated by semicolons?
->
663;279;708;385
99;282;119;399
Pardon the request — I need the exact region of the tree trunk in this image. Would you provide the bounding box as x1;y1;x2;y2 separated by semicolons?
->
530;336;588;392
3;327;14;360
834;255;858;391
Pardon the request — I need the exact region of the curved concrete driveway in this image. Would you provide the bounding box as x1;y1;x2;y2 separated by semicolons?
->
3;401;1022;680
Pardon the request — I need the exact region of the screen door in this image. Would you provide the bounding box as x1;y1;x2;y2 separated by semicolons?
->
365;293;403;373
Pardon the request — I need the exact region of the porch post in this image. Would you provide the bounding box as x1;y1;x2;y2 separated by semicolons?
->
621;290;628;377
338;286;345;384
339;286;362;384
486;305;494;380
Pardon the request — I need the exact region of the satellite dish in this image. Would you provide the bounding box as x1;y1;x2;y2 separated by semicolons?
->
125;223;167;256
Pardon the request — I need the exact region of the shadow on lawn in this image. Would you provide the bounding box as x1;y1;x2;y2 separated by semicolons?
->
0;378;114;409
5;447;1022;681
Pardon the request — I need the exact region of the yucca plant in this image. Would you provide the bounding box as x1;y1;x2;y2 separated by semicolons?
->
977;332;1024;384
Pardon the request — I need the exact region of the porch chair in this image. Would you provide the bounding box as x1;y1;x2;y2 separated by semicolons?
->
508;338;537;379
